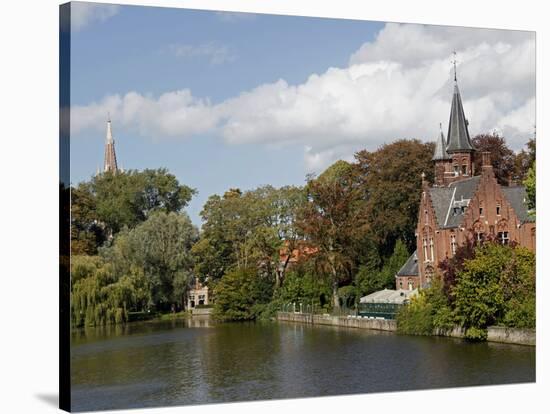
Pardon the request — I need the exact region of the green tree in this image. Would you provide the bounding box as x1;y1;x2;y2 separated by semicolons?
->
104;211;199;311
524;161;536;213
355;239;409;296
70;255;150;327
193;185;305;287
90;168;196;235
396;278;453;335
472;133;516;185
212;268;273;321
452;243;535;338
355;139;435;254
297;161;368;310
70;185;105;255
276;261;332;311
513;137;536;181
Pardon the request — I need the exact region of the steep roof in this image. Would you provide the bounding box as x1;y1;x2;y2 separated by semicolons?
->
432;127;451;161
446;83;475;153
396;251;419;277
429;176;533;228
501;186;534;223
429;176;480;228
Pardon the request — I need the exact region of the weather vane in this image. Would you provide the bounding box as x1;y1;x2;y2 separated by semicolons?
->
452;51;457;82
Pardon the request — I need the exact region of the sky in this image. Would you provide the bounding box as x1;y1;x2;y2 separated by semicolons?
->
69;2;536;226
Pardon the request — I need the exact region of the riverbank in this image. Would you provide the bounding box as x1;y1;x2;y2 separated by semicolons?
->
276;312;535;346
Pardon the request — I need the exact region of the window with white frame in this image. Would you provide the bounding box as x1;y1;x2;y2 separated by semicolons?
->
422;237;428;261
450;234;457;256
497;231;509;245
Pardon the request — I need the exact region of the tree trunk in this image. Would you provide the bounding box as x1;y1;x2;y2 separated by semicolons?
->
331;264;339;311
275;255;291;290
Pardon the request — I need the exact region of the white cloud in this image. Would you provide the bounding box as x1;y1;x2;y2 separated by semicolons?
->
168;42;236;65
72;22;535;172
71;2;120;32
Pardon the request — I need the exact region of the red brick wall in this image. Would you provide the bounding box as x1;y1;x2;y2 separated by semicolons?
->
395;276;420;290
405;164;535;290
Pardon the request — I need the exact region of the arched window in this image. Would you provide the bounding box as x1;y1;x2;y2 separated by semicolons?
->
422;235;428;261
473;221;485;244
450;233;457;256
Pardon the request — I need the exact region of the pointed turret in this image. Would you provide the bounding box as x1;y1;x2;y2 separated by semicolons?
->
436;56;476;185
446;82;475;153
103;117;119;173
432;123;450;161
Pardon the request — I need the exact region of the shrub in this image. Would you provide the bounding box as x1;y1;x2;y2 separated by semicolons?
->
464;327;488;342
276;263;332;312
397;279;453;335
396;293;434;335
212;268;273;322
453;243;535;333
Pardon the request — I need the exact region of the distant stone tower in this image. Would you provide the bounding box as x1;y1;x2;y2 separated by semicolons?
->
103;117;119;173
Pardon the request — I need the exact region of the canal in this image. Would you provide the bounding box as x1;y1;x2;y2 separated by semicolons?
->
71;318;535;412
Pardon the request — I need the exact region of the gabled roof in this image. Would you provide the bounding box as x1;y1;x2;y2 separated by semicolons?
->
428;176;533;228
359;288;418;305
501;186;535;223
432;128;451;161
396;250;418;277
446;83;475;153
429;176;480;228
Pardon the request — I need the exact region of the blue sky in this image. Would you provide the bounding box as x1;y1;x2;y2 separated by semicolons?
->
70;4;382;224
70;3;535;226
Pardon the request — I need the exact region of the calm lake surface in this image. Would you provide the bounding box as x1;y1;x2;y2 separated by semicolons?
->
71;318;535;412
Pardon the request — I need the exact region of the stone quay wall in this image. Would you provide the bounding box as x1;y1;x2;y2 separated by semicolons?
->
487;326;535;346
276;312;396;332
276;312;535;346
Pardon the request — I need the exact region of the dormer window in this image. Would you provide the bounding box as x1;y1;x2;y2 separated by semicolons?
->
479;206;484;216
496;205;501;215
462;165;468;175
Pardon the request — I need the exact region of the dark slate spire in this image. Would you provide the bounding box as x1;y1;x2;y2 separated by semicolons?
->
446;81;475;153
432;123;450;160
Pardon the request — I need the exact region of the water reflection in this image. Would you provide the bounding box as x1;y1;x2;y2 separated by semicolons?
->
71;319;535;412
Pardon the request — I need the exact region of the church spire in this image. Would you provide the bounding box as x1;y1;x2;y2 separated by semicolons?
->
103;117;119;173
432;122;450;161
446;79;475;153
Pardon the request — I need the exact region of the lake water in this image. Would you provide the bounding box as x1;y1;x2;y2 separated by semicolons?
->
71;318;535;411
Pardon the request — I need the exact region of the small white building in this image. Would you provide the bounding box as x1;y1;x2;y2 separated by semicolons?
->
358;288;418;319
187;279;209;310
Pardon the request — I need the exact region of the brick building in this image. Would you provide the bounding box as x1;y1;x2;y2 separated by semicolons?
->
395;79;535;290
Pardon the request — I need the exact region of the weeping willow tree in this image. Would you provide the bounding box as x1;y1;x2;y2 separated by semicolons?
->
71;255;149;328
